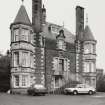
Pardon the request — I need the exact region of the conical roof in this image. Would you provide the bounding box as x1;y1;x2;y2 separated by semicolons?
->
83;25;95;41
14;5;31;25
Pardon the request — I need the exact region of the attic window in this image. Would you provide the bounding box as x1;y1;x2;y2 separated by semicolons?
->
49;25;59;34
57;40;66;50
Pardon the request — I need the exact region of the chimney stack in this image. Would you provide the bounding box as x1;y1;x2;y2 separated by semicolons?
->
76;6;84;40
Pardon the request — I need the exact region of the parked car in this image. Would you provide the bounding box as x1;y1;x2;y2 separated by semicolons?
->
27;84;47;96
64;84;96;95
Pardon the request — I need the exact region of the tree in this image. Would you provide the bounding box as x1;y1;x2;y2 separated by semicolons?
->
96;75;105;92
0;51;11;92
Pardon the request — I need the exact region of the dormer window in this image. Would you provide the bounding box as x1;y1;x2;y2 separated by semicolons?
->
14;29;19;41
58;40;65;50
49;25;59;34
57;30;66;50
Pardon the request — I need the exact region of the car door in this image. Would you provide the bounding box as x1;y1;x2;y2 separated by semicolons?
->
77;84;86;93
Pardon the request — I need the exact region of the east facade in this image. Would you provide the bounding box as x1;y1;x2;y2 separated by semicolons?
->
10;0;97;94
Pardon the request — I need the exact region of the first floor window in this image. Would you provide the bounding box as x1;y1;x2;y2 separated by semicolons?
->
84;62;95;72
14;75;19;87
59;59;64;71
30;53;34;68
91;62;95;72
53;57;68;72
84;62;90;72
22;52;28;67
14;52;19;66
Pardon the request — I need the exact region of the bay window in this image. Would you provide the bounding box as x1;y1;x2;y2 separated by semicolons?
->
84;62;95;72
14;29;19;41
22;52;28;67
21;29;29;41
14;52;19;67
14;75;19;87
22;75;28;87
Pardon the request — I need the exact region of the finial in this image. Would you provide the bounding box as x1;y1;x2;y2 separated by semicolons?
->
62;21;65;28
21;0;24;4
43;4;45;8
86;13;88;25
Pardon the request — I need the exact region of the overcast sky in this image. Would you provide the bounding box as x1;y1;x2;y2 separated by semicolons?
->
0;0;105;71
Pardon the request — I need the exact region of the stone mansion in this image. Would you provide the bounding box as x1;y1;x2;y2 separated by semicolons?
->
10;0;97;94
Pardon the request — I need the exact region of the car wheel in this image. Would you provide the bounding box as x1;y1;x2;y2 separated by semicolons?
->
73;90;78;95
31;92;35;96
88;90;93;95
64;90;69;95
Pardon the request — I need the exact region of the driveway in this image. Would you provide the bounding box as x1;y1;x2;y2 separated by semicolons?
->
0;93;105;105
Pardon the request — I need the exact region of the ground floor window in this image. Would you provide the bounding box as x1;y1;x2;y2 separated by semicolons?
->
13;74;29;88
22;75;28;87
85;78;90;85
14;75;19;87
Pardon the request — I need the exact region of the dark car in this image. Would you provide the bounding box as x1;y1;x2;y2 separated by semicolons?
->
27;84;47;96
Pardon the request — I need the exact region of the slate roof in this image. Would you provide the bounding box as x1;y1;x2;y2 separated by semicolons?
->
42;22;75;44
83;25;95;41
14;5;31;25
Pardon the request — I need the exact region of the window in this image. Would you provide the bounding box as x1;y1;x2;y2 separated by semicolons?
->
14;75;19;87
59;59;64;71
53;57;68;72
14;29;19;41
22;52;28;67
84;44;90;54
21;29;29;41
22;75;28;87
85;79;90;85
30;53;34;68
84;44;94;54
58;40;65;50
91;62;95;72
51;26;59;34
84;62;90;72
14;52;19;66
90;44;94;54
84;62;95;72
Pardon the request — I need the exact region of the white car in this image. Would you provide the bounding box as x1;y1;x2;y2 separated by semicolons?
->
64;84;96;95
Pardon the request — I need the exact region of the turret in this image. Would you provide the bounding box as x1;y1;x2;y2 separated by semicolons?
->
10;3;35;94
82;15;97;87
